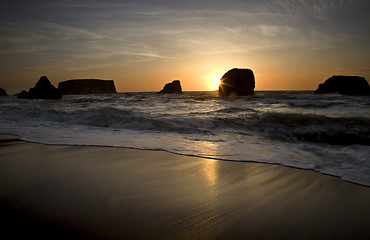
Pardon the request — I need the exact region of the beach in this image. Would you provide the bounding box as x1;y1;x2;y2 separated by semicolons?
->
1;135;370;239
1;0;370;238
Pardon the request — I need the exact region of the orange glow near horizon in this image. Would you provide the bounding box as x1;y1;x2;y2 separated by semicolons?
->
1;1;369;94
204;73;223;91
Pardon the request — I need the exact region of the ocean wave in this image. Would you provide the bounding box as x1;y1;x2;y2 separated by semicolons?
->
212;112;370;145
1;92;370;186
210;107;257;114
1;103;210;134
286;101;337;108
245;112;370;145
2;98;369;145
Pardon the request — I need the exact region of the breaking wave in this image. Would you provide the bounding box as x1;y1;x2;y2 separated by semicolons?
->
1;91;370;186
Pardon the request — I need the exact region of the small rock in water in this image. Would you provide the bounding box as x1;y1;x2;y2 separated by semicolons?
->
17;76;62;99
158;80;183;94
0;87;7;96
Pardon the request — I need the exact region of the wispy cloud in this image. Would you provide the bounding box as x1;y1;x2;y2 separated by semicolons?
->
0;0;369;81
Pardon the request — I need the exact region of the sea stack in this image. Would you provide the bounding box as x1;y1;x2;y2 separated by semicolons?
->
314;75;370;96
219;68;255;96
58;79;117;95
0;88;7;96
158;80;183;94
17;76;62;99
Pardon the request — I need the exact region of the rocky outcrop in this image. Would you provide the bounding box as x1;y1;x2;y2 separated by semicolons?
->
17;76;62;99
58;79;117;95
219;68;255;96
158;80;182;94
0;88;7;96
314;76;370;96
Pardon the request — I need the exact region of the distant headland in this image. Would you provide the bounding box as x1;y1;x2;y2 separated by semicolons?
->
16;77;117;99
58;79;117;95
314;75;370;96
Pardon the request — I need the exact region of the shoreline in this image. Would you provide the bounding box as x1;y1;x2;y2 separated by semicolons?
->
8;134;370;188
1;135;370;239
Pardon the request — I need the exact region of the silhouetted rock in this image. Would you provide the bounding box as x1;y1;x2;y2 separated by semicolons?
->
158;80;182;94
314;76;370;95
17;76;62;99
0;88;7;96
17;90;29;99
219;68;255;96
58;79;117;95
316;75;370;95
314;76;370;96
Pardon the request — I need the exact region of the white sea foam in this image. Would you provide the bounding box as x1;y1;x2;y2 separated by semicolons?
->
1;91;369;186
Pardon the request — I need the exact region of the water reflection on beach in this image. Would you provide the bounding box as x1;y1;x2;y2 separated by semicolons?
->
203;159;218;187
196;141;221;234
196;140;220;189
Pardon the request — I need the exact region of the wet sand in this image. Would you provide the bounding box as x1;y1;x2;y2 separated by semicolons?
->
1;136;370;239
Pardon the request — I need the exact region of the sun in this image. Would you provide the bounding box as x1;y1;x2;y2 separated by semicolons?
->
204;74;222;91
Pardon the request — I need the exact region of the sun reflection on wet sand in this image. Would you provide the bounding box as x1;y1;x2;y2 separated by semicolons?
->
194;141;220;187
195;142;221;233
186;139;221;190
203;159;218;187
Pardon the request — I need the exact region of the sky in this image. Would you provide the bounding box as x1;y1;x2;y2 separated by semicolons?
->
0;0;369;93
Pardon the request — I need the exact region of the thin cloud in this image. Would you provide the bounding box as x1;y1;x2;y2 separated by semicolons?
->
0;0;369;89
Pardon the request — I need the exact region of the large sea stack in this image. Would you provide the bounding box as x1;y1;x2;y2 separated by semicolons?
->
219;68;255;96
0;88;7;96
158;80;182;94
314;75;370;96
58;79;117;95
17;76;62;99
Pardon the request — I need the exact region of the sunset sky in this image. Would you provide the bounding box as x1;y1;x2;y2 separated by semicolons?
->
1;0;369;93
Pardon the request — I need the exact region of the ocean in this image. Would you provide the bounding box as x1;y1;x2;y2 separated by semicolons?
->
1;91;369;186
